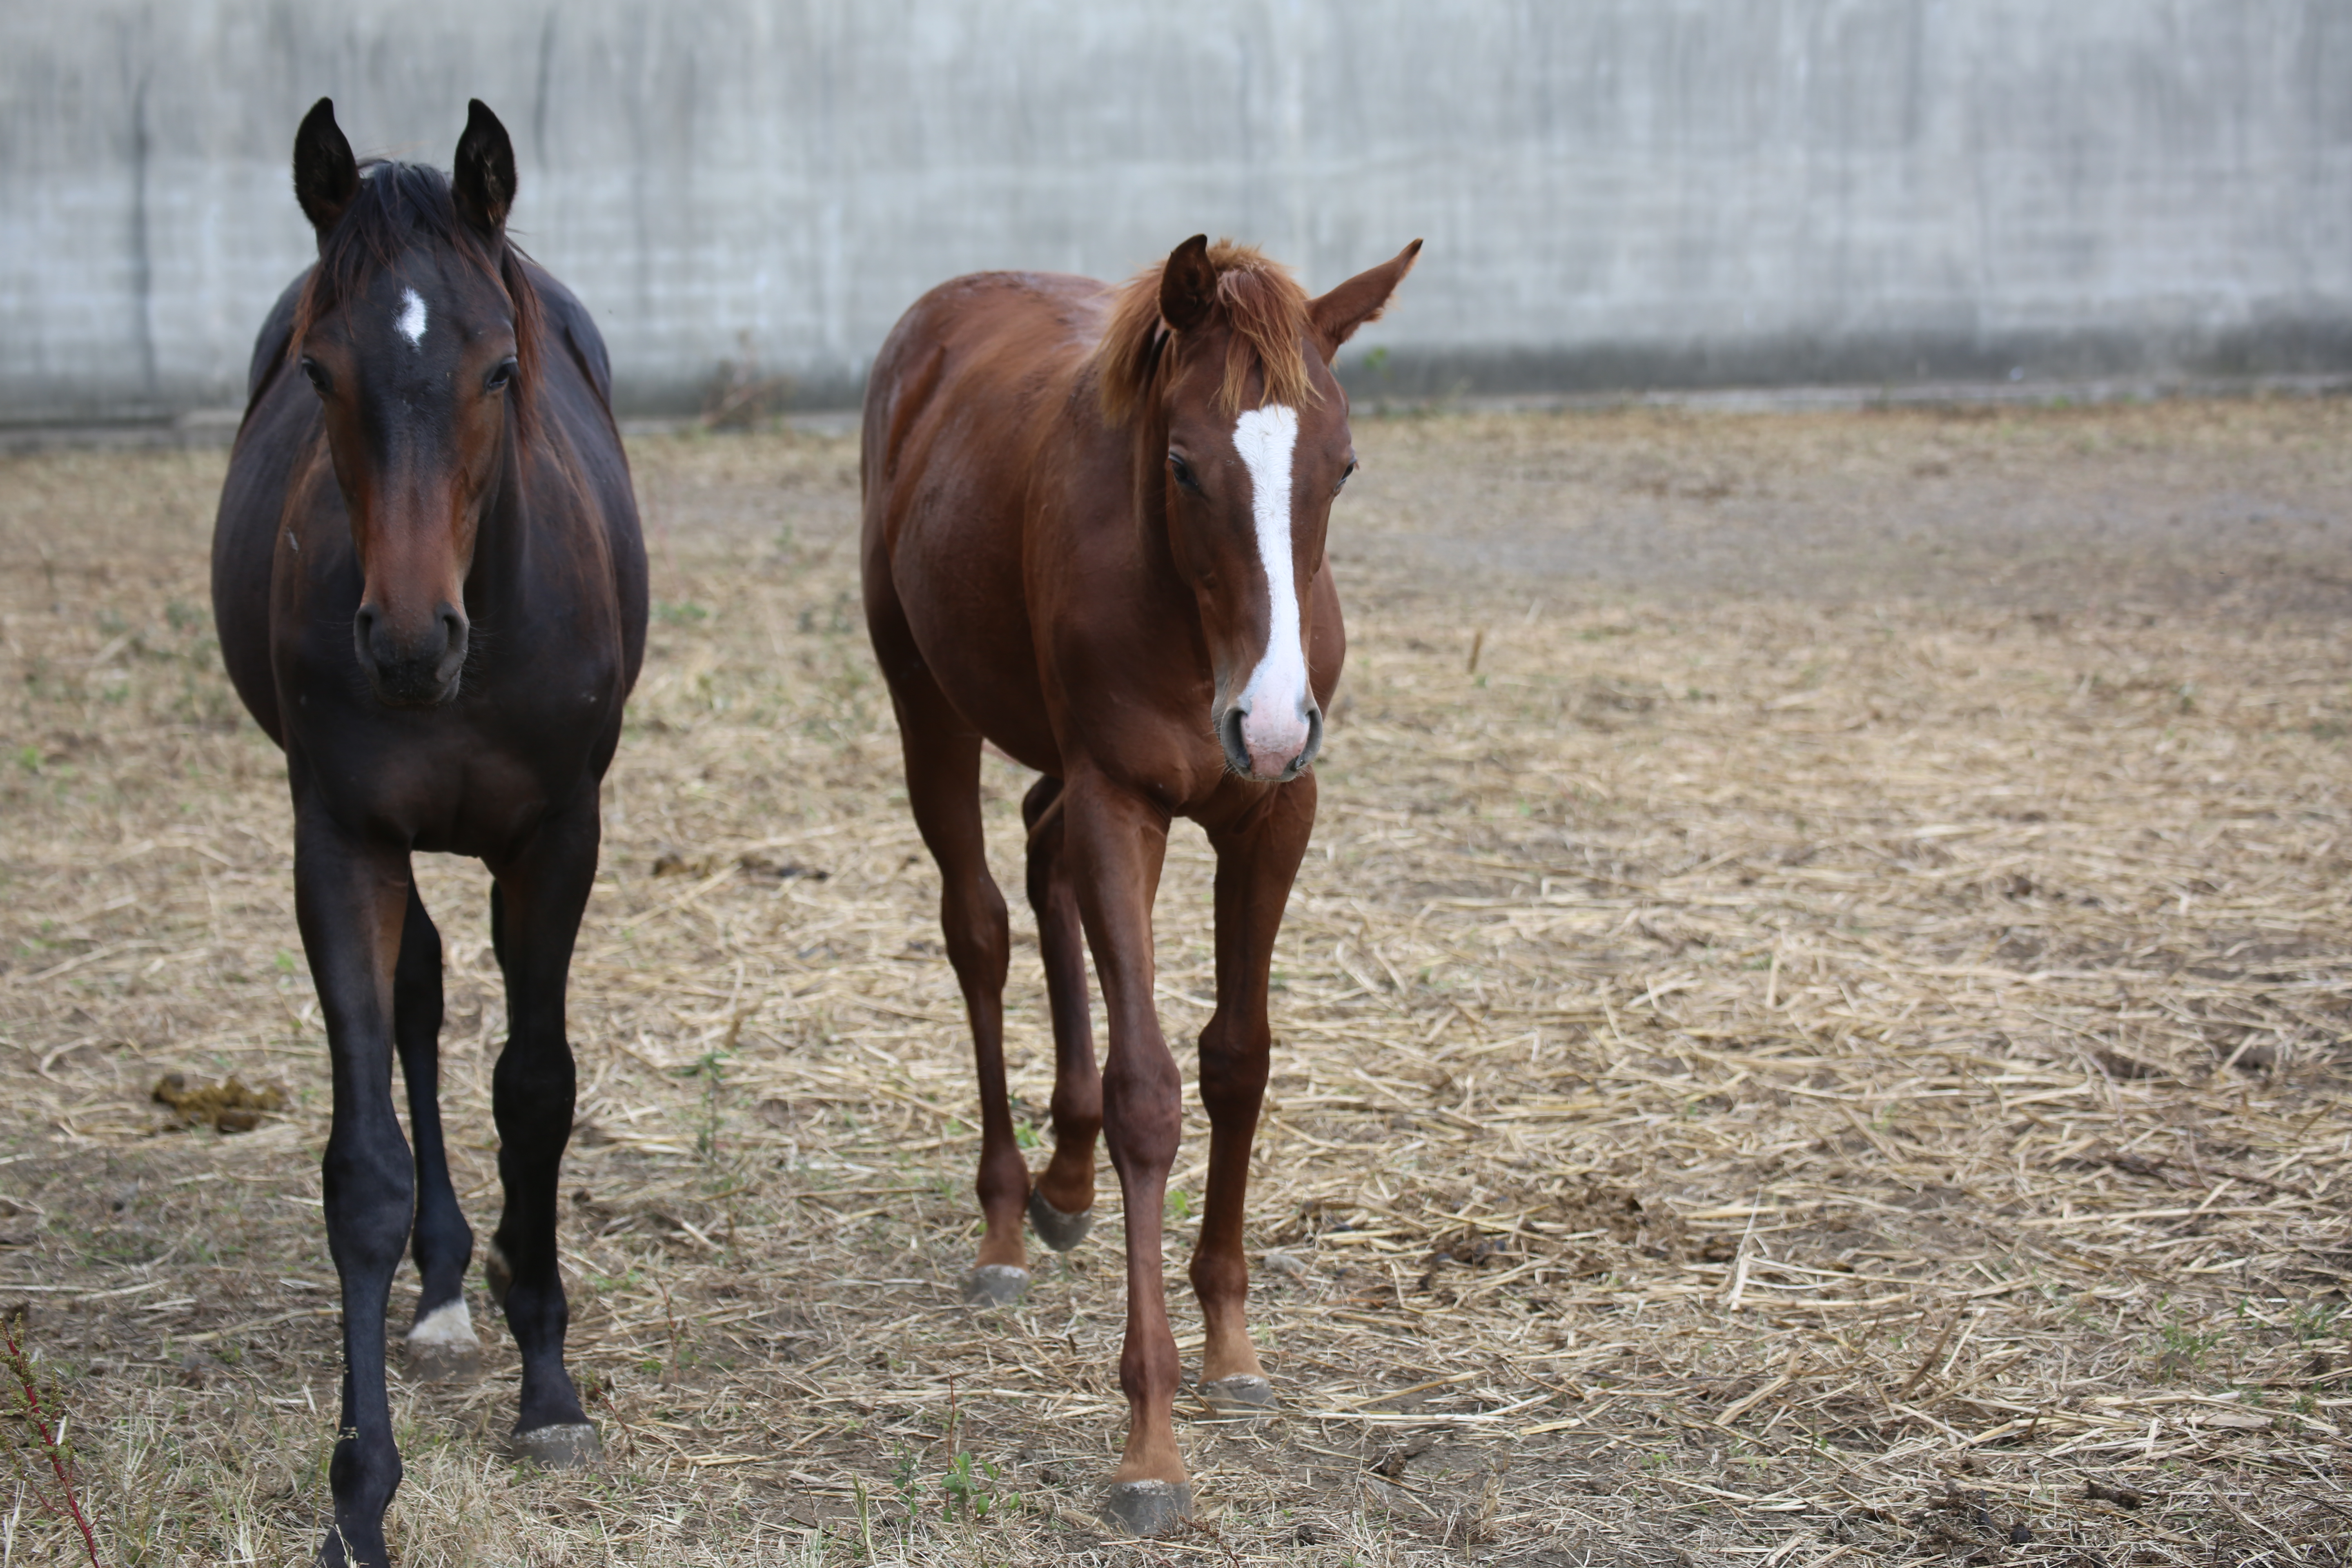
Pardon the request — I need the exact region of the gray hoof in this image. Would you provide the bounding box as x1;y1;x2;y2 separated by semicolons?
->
959;1264;1031;1306
403;1339;482;1383
511;1422;602;1469
1027;1189;1095;1252
1103;1478;1195;1537
1199;1375;1276;1417
403;1300;482;1383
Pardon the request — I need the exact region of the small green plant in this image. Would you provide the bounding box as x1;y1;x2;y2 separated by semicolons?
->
1167;1189;1195;1222
2291;1300;2342;1341
682;1048;731;1162
939;1450;1018;1519
653;599;711;625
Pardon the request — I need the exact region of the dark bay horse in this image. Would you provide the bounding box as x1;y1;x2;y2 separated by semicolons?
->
862;234;1419;1533
211;100;646;1566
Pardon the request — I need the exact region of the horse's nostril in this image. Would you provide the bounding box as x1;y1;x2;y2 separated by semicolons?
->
1298;703;1325;771
1217;705;1250;772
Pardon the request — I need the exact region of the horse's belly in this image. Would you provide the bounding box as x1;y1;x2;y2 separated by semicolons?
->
889;500;1062;774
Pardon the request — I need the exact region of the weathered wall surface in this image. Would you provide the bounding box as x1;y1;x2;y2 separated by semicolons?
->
4;1;2349;420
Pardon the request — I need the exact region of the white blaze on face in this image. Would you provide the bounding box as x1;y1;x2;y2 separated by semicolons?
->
1230;404;1312;777
396;287;428;349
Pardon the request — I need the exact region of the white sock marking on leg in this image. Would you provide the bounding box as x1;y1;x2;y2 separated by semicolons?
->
407;1298;477;1346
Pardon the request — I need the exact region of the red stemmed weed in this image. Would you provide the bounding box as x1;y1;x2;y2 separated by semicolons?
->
0;1310;104;1568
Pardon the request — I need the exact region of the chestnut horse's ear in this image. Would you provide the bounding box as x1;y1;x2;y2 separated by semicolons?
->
1309;239;1423;360
292;98;360;244
452;100;518;240
1159;234;1216;332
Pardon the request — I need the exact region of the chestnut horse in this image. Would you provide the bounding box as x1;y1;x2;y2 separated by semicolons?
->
212;101;645;1566
862;234;1419;1532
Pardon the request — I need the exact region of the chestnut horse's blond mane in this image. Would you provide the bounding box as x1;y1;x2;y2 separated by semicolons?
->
1091;240;1317;427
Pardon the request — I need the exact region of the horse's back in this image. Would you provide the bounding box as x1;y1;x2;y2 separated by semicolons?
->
212;270;320;746
863;271;1107;486
522;263;648;696
861;271;1111;771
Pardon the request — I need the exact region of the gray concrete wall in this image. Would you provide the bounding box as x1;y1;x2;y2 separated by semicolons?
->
4;0;2350;422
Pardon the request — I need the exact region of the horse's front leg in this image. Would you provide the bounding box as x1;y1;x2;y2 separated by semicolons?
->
1062;777;1192;1535
292;804;416;1567
1192;776;1316;1416
482;800;600;1466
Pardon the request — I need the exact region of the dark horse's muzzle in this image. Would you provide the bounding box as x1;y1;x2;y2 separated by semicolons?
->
354;602;469;707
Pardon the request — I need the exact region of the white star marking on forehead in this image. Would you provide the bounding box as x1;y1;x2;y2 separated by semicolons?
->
396;288;428;350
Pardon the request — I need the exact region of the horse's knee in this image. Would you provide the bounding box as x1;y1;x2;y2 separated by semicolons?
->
1103;1053;1183;1172
323;1134;414;1272
491;1040;576;1112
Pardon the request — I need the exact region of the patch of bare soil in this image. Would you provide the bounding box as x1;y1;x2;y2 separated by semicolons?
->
3;400;2352;1565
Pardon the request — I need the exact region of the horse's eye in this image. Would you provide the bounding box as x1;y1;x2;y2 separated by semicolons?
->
1334;459;1359;495
298;356;332;396
1167;453;1205;495
484;356;519;393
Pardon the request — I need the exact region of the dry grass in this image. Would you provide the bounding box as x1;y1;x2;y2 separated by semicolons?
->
3;398;2352;1565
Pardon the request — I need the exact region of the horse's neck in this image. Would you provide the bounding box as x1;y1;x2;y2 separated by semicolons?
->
1120;411;1182;588
465;425;539;610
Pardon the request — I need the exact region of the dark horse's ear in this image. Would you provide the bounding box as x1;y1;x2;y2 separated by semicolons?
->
1309;239;1423;361
452;100;518;240
292;98;360;243
1159;234;1216;333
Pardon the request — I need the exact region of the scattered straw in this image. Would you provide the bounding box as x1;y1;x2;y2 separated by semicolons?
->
1;399;2350;1562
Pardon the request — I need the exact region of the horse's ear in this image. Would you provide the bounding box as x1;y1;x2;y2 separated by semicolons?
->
292;98;360;243
452;100;518;240
1159;234;1216;333
1309;239;1423;360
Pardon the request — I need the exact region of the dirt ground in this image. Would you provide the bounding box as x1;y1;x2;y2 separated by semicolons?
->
3;396;2352;1566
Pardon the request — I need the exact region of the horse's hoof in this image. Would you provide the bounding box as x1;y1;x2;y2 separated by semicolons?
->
1199;1375;1276;1418
1026;1189;1095;1252
483;1243;513;1309
403;1300;482;1382
511;1422;602;1469
314;1526;385;1568
1102;1479;1195;1537
958;1264;1030;1307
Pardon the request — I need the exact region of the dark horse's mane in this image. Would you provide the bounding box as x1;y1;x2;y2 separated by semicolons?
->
1091;240;1317;428
289;160;546;441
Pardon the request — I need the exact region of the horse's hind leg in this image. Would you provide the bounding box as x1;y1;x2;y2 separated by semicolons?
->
292;810;417;1567
482;804;600;1466
1022;776;1100;1250
878;668;1027;1304
1191;777;1317;1419
392;883;480;1380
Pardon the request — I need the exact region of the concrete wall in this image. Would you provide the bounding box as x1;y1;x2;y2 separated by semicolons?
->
4;0;2350;421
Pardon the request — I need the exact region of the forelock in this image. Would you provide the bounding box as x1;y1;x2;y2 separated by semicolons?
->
286;160;545;440
1091;239;1318;427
